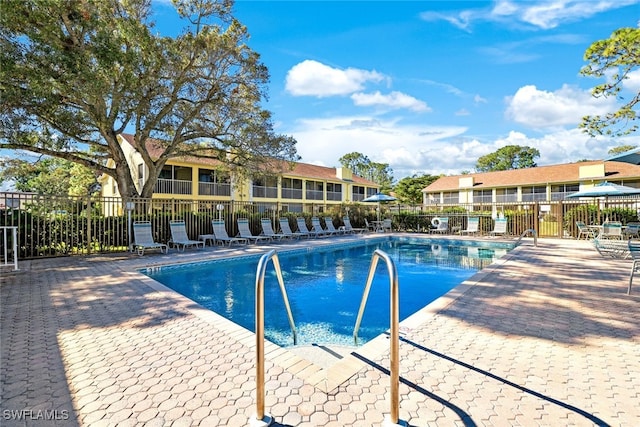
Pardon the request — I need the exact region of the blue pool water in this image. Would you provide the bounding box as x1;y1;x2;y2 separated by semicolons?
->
144;237;512;347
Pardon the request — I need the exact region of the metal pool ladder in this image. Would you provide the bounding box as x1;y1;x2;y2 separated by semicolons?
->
251;250;297;427
353;249;405;426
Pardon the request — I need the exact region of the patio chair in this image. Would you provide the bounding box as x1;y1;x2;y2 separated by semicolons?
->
279;218;306;239
576;221;596;240
296;217;320;238
323;217;345;235
169;220;205;251
381;218;392;232
628;240;640;294
460;217;480;236
311;217;333;236
237;218;272;244
260;218;288;241
623;222;640;239
342;217;367;234
211;220;248;246
364;218;376;232
429;217;449;234
601;221;623;240
132;221;168;256
489;218;508;237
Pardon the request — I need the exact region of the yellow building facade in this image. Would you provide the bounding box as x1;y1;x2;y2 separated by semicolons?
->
100;134;380;211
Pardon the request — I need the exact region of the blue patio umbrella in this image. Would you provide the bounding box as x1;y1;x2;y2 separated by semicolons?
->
565;181;640;198
362;193;397;221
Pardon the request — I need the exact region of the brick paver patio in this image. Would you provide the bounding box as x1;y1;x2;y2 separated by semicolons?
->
1;235;638;426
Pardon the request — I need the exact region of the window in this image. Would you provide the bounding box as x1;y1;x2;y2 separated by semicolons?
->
198;169;231;196
352;186;365;201
281;178;303;199
473;190;492;204
252;176;278;198
496;188;517;203
436;191;460;204
306;180;324;200
326;183;342;201
551;184;579;200
522;186;547;202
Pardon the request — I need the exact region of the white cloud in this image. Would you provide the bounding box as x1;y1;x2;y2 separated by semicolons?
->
284;114;630;179
286;116;475;177
285;60;387;97
623;69;640;92
350;91;431;112
493;129;625;165
513;0;640;30
421;0;640;30
505;84;617;129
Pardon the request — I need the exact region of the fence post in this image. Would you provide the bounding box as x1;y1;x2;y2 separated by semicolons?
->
87;196;92;254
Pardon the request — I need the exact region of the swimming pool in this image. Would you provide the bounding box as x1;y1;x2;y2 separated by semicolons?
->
144;237;513;347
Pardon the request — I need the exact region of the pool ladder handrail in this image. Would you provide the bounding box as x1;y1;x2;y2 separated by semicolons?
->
353;249;402;425
252;250;297;426
516;228;537;246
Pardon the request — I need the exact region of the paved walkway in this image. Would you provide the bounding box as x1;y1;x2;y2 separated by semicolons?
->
1;235;638;426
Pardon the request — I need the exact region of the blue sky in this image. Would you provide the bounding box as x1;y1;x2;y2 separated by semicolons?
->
14;1;640;187
181;0;636;180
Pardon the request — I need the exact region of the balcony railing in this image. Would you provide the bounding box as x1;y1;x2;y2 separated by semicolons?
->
198;182;231;197
281;188;303;199
496;195;518;203
253;186;278;198
326;191;342;201
473;196;493;204
522;194;547;202
306;190;324;200
155;178;192;195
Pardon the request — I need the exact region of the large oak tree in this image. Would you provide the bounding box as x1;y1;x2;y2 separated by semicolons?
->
0;0;298;200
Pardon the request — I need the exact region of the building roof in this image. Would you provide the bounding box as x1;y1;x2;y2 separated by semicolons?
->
119;134;377;186
424;160;640;192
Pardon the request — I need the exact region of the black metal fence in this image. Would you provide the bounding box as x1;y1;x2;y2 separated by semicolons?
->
1;192;638;260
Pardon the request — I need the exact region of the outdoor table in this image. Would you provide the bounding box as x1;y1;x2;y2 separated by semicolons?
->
198;234;216;246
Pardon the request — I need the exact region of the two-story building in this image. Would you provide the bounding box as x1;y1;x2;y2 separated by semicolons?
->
100;134;380;212
423;160;640;207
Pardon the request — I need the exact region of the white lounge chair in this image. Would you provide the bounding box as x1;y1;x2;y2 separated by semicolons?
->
296;217;319;238
279;218;305;239
342;217;366;234
169;220;205;251
324;217;345;235
132;221;168;256
311;217;332;236
460;217;480;236
260;219;288;241
237;218;272;244
212;220;248;246
489;218;508;237
592;238;629;259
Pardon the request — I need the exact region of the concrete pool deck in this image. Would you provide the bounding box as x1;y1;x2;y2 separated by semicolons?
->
1;234;638;426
